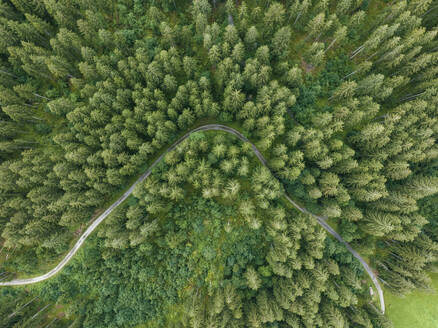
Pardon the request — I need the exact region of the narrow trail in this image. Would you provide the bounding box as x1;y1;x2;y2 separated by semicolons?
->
0;124;385;313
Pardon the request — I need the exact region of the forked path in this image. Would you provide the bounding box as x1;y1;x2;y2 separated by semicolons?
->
0;124;385;313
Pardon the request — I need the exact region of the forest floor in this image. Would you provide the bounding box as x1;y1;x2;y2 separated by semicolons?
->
384;272;438;328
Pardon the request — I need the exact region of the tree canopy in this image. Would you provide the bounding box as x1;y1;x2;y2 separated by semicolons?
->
0;0;437;327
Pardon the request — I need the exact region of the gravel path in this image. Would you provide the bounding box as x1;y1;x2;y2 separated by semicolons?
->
0;124;385;313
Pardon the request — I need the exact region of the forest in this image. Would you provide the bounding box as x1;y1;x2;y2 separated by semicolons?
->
0;0;437;327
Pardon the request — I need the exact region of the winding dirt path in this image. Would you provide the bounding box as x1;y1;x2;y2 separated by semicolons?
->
0;124;385;313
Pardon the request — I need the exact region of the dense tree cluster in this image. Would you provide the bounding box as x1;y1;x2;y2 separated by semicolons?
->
33;133;389;327
0;287;71;327
0;0;437;327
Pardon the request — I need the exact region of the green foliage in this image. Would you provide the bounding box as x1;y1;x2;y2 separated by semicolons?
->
0;0;437;326
38;196;268;327
0;287;71;327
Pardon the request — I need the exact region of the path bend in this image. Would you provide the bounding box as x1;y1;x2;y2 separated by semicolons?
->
0;124;385;313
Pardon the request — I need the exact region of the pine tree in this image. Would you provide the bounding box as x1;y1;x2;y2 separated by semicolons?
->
263;3;285;32
245;26;259;48
272;27;291;58
329;81;357;100
245;266;262;290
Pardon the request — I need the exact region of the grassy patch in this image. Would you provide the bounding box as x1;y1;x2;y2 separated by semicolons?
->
385;272;438;328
